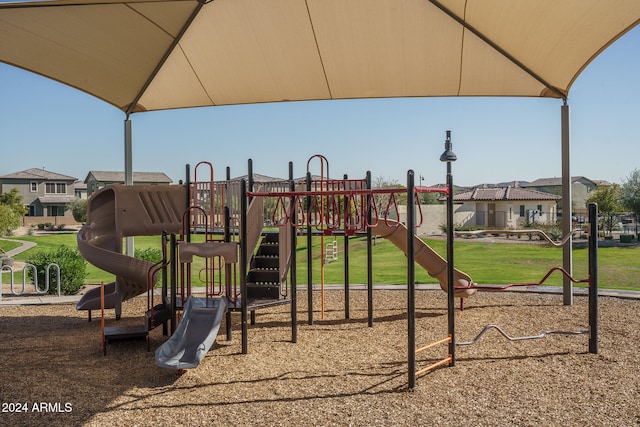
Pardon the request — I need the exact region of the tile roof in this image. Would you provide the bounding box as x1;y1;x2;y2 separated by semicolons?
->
523;176;595;187
38;195;77;204
453;186;561;202
85;171;172;183
0;168;77;181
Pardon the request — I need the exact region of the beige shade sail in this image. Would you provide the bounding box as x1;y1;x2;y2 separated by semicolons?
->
1;0;639;114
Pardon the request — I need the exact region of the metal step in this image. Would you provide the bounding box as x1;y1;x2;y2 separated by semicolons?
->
145;304;171;330
257;243;279;256
247;269;279;283
246;283;281;299
254;255;279;269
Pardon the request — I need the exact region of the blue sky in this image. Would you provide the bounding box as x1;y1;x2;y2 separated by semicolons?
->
0;25;638;188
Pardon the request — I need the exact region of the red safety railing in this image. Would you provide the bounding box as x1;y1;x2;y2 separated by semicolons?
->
248;185;448;233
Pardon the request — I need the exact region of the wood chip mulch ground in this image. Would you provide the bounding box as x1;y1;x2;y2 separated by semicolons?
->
1;289;638;426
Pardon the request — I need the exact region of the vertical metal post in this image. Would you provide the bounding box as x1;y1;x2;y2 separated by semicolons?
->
407;170;416;389
124;118;133;186
366;170;373;327
561;101;573;305
248;158;254;196
124;118;134;256
240;179;248;354
185;164;191;243
588;202;598;354
343;173;350;319
289;162;298;343
446;162;455;366
224;205;232;341
440;130;457;367
170;233;177;335
306;172;313;325
161;231;168;336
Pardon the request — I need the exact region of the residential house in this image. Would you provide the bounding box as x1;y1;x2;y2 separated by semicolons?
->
522;176;604;218
0;168;78;224
84;171;173;196
74;181;88;200
452;186;561;229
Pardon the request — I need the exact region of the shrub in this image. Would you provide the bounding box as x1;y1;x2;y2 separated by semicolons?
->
135;247;163;263
68;198;87;223
26;246;87;295
135;247;164;285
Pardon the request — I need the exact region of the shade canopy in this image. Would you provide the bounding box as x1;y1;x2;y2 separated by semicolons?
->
1;0;639;115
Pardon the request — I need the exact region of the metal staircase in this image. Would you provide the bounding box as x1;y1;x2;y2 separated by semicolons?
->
246;232;282;300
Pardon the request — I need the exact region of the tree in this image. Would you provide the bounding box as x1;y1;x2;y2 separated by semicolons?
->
68;197;88;223
0;188;28;216
372;175;406;220
620;169;640;220
586;184;624;236
0;188;26;236
0;205;21;236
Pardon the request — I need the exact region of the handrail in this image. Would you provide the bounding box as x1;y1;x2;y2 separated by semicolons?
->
461;266;590;292
250;185;443;232
455;228;584;247
456;324;588;346
244;196;264;271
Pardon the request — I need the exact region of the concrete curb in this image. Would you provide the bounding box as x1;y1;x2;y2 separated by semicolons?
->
2;283;638;307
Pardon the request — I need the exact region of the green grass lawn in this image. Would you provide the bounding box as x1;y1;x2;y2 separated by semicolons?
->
0;240;22;254
5;232;640;291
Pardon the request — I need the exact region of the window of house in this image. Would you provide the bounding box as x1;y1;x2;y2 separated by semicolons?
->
50;205;65;216
519;205;525;217
537;204;543;214
45;182;67;194
30;181;38;192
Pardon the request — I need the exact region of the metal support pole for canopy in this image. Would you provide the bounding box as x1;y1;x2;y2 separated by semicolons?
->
588;202;599;354
561;101;573;305
289;162;298;344
407;170;416;389
366;171;373;327
124;118;134;256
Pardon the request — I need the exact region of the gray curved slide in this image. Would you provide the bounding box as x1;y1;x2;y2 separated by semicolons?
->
155;296;228;370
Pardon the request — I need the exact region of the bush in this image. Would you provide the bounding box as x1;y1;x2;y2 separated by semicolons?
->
135;247;164;285
68;198;87;223
26;246;87;295
620;234;633;243
135;247;163;263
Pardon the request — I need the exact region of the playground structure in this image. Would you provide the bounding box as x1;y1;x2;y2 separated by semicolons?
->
75;152;598;388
